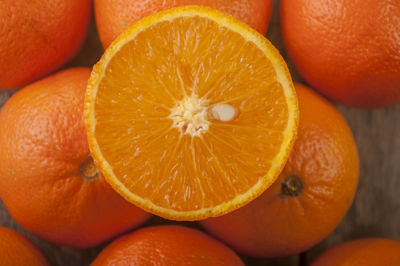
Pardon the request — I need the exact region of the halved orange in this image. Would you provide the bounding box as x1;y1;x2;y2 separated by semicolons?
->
85;6;298;221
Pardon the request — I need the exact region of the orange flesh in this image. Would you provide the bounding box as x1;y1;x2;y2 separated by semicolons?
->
94;16;289;213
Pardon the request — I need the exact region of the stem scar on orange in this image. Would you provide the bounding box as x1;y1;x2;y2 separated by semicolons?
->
85;6;299;221
201;84;359;257
0;68;151;248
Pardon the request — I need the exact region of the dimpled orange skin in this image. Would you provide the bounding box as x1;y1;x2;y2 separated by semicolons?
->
312;238;400;266
0;226;49;266
92;225;244;266
201;84;359;257
281;0;400;108
0;0;91;89
94;0;273;48
0;68;151;248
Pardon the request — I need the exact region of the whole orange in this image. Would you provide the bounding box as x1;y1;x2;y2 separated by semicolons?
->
201;83;359;257
0;226;49;266
281;0;400;108
92;225;244;265
0;68;151;248
0;0;91;89
94;0;273;48
312;238;400;266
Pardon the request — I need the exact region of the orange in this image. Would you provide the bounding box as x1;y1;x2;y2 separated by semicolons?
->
94;0;273;48
92;225;243;265
281;0;400;108
201;83;359;257
85;6;299;221
0;0;91;89
312;238;400;266
0;68;151;248
0;226;49;266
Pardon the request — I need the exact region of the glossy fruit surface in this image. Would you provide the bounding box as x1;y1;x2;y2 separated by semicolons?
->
92;225;244;266
85;6;298;220
0;226;49;266
95;0;273;47
201;84;359;257
281;0;400;108
0;0;91;89
0;68;151;248
312;238;400;266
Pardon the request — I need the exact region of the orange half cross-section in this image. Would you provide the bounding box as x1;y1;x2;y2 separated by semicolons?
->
85;6;298;220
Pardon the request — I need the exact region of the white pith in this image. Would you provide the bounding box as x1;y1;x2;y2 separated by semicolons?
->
169;94;210;136
169;95;237;136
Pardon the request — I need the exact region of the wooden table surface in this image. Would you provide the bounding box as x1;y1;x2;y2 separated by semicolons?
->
1;1;399;265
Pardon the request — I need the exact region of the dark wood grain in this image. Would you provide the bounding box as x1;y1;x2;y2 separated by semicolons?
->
1;1;399;265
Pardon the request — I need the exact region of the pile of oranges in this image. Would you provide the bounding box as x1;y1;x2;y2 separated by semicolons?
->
0;0;399;265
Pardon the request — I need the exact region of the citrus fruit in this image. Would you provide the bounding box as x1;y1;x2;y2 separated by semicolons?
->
92;225;243;265
85;6;299;221
0;68;151;248
201;83;359;257
95;0;273;48
0;0;91;89
0;226;49;266
312;238;400;266
281;0;400;108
